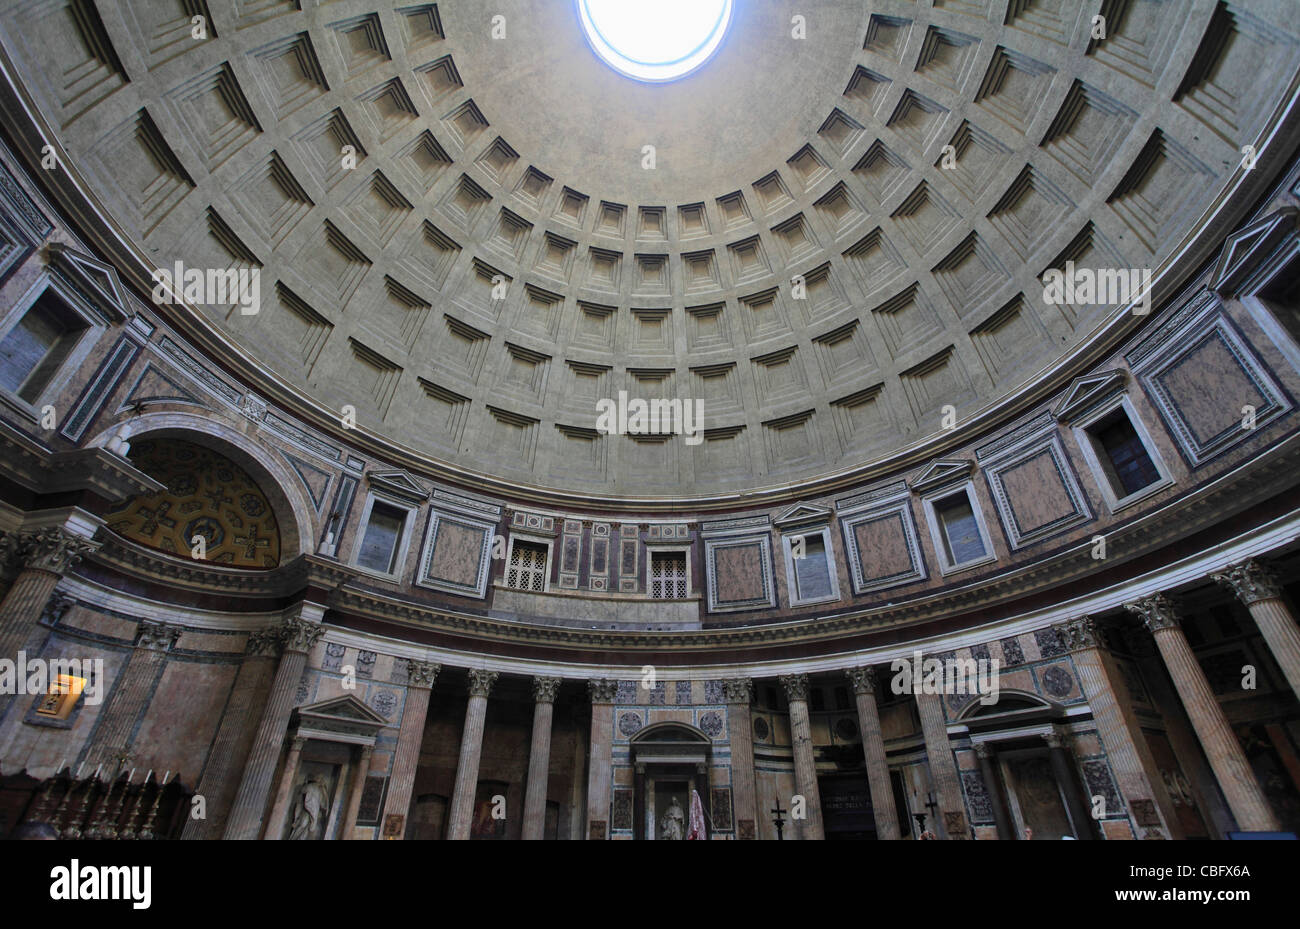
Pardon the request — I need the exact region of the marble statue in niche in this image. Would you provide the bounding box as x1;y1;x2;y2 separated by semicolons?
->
289;775;332;840
659;796;685;840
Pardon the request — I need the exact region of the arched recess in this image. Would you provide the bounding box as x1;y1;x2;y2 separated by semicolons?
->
87;410;316;559
629;721;711;744
956;689;1063;730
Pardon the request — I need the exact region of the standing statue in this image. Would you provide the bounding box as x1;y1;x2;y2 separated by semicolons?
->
659;796;686;840
289;775;331;840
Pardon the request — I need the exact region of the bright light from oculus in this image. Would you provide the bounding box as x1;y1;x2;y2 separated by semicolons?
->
578;0;733;83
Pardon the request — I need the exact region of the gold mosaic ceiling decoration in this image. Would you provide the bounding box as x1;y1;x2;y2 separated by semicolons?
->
108;439;282;568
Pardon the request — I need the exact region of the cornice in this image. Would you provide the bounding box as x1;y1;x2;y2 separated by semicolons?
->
70;430;1300;662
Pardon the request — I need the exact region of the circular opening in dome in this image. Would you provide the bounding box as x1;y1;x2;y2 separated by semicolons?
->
578;0;733;83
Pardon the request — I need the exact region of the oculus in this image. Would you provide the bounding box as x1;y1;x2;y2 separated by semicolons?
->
577;0;733;83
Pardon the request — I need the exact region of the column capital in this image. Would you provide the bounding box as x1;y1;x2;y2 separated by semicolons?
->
289;735;307;752
39;591;76;626
1125;594;1182;633
587;678;618;704
974;741;995;760
466;668;498;698
721;678;752;705
1211;559;1283;606
1053;616;1101;652
779;673;810;703
0;529;22;567
844;666;877;695
135;620;182;652
1044;728;1068;750
531;676;561;703
19;527;99;575
406;660;441;689
279;615;325;653
244;629;281;657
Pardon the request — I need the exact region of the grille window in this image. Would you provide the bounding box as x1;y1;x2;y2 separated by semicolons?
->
507;540;549;591
649;551;687;599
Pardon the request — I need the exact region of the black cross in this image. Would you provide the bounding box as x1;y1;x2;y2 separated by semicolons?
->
771;800;787;841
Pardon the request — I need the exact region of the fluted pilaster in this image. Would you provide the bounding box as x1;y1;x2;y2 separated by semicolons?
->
379;659;440;839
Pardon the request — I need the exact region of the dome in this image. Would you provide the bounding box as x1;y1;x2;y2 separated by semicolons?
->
2;0;1290;503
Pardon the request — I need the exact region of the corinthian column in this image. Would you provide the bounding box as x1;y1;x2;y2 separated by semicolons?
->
522;676;561;840
0;527;98;662
1053;616;1179;838
182;630;280;839
446;668;498;840
223;606;325;839
1126;595;1280;832
380;659;440;839
586;678;617;839
84;620;182;769
723;678;758;839
779;674;824;840
845;667;900;840
974;743;1014;839
914;684;968;839
1211;560;1300;702
341;744;375;839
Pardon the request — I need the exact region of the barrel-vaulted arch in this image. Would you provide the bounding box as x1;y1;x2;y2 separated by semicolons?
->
86;410;316;560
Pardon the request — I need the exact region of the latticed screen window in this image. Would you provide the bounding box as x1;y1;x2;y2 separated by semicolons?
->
650;551;687;599
507;540;549;591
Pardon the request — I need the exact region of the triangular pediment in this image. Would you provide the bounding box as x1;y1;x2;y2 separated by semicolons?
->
296;694;388;728
911;459;974;494
773;501;833;529
1209;206;1299;297
47;242;130;322
367;469;429;502
1053;369;1127;423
